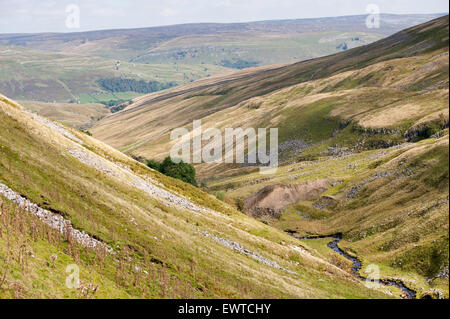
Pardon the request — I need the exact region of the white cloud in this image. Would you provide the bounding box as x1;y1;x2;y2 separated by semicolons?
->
214;0;233;7
0;0;448;33
161;8;179;17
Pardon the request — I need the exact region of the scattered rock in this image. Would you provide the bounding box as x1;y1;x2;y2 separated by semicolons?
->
0;182;112;253
312;196;338;210
30;112;84;144
202;231;296;274
327;145;353;157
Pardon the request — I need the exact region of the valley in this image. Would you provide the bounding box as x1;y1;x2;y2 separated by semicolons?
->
90;15;450;298
0;94;395;298
0;12;448;300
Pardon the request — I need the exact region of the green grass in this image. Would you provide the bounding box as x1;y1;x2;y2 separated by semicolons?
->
0;45;230;102
78;92;143;104
408;142;449;188
1;16;448;299
0;199;133;298
276;99;343;144
1;96;396;299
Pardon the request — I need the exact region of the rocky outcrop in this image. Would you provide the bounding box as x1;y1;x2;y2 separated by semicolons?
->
346;169;415;199
0;182;112;253
244;179;333;219
403;119;449;141
30;112;84;144
312;196;338;210
354;126;401;136
201;231;295;274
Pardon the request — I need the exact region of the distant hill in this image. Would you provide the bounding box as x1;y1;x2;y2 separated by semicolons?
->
0;45;230;103
0;13;444;105
0;14;444;65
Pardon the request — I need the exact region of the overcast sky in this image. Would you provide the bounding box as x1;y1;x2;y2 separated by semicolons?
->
0;0;448;33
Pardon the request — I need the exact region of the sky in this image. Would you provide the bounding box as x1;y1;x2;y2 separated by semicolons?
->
0;0;448;33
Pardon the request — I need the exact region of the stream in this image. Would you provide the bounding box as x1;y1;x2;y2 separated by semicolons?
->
289;232;417;299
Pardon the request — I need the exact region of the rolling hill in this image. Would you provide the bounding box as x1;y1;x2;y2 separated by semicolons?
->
0;13;443;109
0;45;230;103
90;16;449;298
0;14;442;65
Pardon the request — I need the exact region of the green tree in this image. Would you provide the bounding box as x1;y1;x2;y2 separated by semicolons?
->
147;157;198;187
146;159;161;171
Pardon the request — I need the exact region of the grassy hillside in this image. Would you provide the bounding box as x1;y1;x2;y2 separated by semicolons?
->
20;100;110;130
92;16;449;162
91;16;449;298
206;133;449;298
0;94;396;299
0;46;230;102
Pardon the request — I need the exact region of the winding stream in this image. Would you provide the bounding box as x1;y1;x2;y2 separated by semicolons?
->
289;232;417;299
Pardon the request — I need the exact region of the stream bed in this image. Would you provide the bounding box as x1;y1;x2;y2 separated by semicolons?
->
290;232;417;299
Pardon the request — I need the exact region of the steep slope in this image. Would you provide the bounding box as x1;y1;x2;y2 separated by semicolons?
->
92;15;449;168
0;94;396;299
19;100;110;130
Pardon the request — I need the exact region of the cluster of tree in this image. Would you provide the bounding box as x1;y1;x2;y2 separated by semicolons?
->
100;99;126;107
110;100;133;113
81;130;92;136
220;59;259;70
147;157;198;187
97;78;176;94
